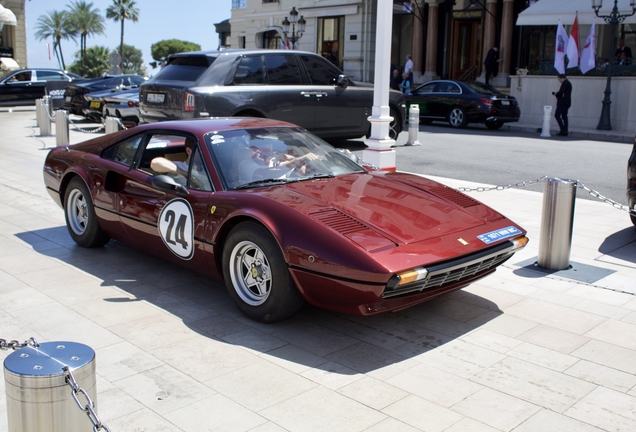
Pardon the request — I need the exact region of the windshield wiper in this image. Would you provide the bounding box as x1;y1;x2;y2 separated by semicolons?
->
233;178;295;190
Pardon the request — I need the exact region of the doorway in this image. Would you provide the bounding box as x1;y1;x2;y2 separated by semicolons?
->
451;20;481;81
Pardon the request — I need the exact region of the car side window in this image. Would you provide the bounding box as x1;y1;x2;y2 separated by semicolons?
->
233;56;265;85
265;55;302;85
299;55;340;85
417;83;437;94
187;147;213;191
37;71;66;81
436;82;460;93
102;135;144;167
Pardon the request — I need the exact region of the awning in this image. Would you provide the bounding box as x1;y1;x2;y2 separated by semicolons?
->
517;0;636;25
0;57;19;71
0;5;17;26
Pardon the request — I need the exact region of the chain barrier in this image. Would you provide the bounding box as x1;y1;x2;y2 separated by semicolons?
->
0;337;39;350
456;176;636;216
63;366;111;432
114;117;128;130
68;116;105;134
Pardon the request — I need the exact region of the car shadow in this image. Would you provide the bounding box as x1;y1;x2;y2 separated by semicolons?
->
598;226;636;265
16;227;503;375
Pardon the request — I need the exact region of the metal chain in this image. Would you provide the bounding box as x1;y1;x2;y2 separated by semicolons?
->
0;337;39;350
63;366;111;432
114;117;128;130
68;117;105;134
576;180;636;215
456;176;548;192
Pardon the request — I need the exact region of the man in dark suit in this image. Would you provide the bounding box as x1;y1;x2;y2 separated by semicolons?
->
552;74;572;136
484;46;500;85
614;39;633;65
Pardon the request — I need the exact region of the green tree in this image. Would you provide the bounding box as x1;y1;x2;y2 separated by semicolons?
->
119;44;146;75
67;0;105;62
106;0;139;69
34;10;75;70
150;39;201;68
68;45;110;77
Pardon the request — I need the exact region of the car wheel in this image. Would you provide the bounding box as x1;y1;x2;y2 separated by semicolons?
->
631;206;636;226
448;107;468;128
222;221;304;322
485;120;504;130
64;177;110;248
389;107;403;139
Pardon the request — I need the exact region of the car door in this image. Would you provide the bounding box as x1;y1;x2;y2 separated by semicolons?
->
434;81;463;117
114;132;215;274
408;82;439;118
0;70;37;104
299;54;366;138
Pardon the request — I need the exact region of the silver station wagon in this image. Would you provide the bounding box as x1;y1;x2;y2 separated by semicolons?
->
139;49;406;141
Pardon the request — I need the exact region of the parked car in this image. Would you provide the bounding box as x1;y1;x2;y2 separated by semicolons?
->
63;74;147;118
406;80;520;129
628;134;636;225
0;68;83;106
84;88;140;126
139;49;406;141
43;117;528;322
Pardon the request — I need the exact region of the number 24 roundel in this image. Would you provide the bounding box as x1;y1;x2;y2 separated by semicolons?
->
158;198;194;260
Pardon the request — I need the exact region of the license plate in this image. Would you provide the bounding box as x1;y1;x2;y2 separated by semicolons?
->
65;96;71;102
147;93;165;103
501;100;510;106
90;101;101;109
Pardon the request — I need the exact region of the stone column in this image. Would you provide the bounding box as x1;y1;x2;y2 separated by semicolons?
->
412;2;425;84
479;0;498;85
422;0;439;82
499;0;514;84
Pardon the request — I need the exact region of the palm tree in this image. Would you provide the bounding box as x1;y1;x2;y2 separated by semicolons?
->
67;0;105;62
34;10;74;70
106;0;139;69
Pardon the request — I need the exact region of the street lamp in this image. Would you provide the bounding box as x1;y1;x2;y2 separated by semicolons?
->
592;0;636;130
282;7;306;49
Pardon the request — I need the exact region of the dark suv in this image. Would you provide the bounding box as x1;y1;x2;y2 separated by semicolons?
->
139;49;406;141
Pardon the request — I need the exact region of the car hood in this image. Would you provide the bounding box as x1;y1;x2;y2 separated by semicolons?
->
277;172;498;245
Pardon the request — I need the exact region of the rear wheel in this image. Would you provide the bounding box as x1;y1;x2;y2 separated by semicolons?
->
64;177;110;248
448;107;468;128
222;222;303;322
485;120;504;130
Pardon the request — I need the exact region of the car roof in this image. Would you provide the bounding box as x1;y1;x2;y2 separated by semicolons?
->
168;49;320;59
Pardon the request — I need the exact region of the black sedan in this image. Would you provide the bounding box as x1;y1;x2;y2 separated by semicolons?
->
406;80;520;130
628;134;636;225
0;68;83;106
63;74;147;118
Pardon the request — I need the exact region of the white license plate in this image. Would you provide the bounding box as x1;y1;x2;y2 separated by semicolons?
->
501;100;510;106
65;96;71;102
147;93;165;103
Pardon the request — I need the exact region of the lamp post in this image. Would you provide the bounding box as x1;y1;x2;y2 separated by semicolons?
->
282;7;306;49
592;0;636;130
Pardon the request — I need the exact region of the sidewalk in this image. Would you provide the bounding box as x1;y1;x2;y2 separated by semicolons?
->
1;110;636;431
503;122;634;143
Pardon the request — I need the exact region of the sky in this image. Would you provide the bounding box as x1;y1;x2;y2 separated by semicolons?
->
25;0;232;73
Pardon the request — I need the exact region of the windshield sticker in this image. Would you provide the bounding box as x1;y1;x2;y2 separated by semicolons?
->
158;198;195;260
210;134;225;145
477;226;522;244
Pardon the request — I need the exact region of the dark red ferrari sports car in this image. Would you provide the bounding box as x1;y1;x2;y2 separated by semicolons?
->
43;118;528;322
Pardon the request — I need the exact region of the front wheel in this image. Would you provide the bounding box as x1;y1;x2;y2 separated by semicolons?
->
485;120;504;130
222;222;303;322
389;107;403;139
64;177;110;248
448;107;468;128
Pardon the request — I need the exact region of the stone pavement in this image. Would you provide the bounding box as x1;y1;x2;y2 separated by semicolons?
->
1;109;636;432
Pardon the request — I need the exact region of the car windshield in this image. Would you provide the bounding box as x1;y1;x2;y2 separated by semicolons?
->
204;127;366;190
463;82;502;95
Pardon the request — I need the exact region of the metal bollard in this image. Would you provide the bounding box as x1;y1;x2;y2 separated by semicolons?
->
405;104;422;146
540;105;552;137
55;110;70;146
35;98;42;127
105;116;120;134
38;99;51;137
537;178;577;270
42;95;52;120
4;341;97;432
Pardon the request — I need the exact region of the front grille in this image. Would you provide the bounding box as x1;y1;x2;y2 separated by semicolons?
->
382;242;515;299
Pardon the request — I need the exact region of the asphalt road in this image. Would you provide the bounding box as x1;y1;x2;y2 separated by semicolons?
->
344;123;633;206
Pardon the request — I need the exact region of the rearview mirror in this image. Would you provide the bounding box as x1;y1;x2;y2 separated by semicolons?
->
337;74;349;88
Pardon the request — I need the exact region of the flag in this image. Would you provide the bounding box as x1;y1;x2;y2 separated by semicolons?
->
279;39;285;50
566;14;579;68
580;20;596;74
555;20;568;74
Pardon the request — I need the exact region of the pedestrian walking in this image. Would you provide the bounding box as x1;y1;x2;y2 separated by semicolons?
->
484;46;500;85
552;73;572;136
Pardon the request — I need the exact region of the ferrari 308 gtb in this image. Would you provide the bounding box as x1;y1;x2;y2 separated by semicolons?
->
43;118;527;322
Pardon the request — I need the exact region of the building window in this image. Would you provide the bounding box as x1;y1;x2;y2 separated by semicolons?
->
239;36;246;49
317;16;344;69
259;30;282;49
232;0;246;9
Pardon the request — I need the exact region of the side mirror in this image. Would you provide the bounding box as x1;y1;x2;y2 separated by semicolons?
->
336;74;349;88
152;174;189;196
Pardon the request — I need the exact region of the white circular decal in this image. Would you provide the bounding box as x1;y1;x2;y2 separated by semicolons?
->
158;198;194;260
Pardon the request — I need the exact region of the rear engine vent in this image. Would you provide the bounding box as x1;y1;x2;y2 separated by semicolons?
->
309;208;368;235
430;186;479;208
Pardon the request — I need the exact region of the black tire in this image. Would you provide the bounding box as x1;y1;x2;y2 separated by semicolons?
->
485;120;504;130
631;212;636;226
448;106;468;128
389;107;403;139
64;177;110;248
222;222;304;322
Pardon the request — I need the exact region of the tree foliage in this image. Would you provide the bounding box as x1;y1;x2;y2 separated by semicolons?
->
68;46;111;77
67;1;105;61
106;0;139;68
120;44;146;75
34;10;75;70
150;39;201;66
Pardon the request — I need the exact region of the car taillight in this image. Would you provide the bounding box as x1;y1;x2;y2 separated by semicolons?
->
184;92;195;112
128;101;139;107
478;97;492;106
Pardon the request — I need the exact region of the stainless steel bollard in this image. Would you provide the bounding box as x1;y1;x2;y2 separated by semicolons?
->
406;104;422;146
55;110;70;146
105;116;119;134
42;95;53;120
38;99;51;137
537;178;577;270
4;341;97;432
35;98;42;127
540;105;552;138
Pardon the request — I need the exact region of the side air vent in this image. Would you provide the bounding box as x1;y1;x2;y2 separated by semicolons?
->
430;186;479;208
309;208;368;235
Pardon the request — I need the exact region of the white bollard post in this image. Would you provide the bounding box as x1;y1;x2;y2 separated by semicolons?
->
38;99;51;137
55;110;70;146
406;104;422;146
540;105;552;137
105;116;120;134
35;99;42;129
